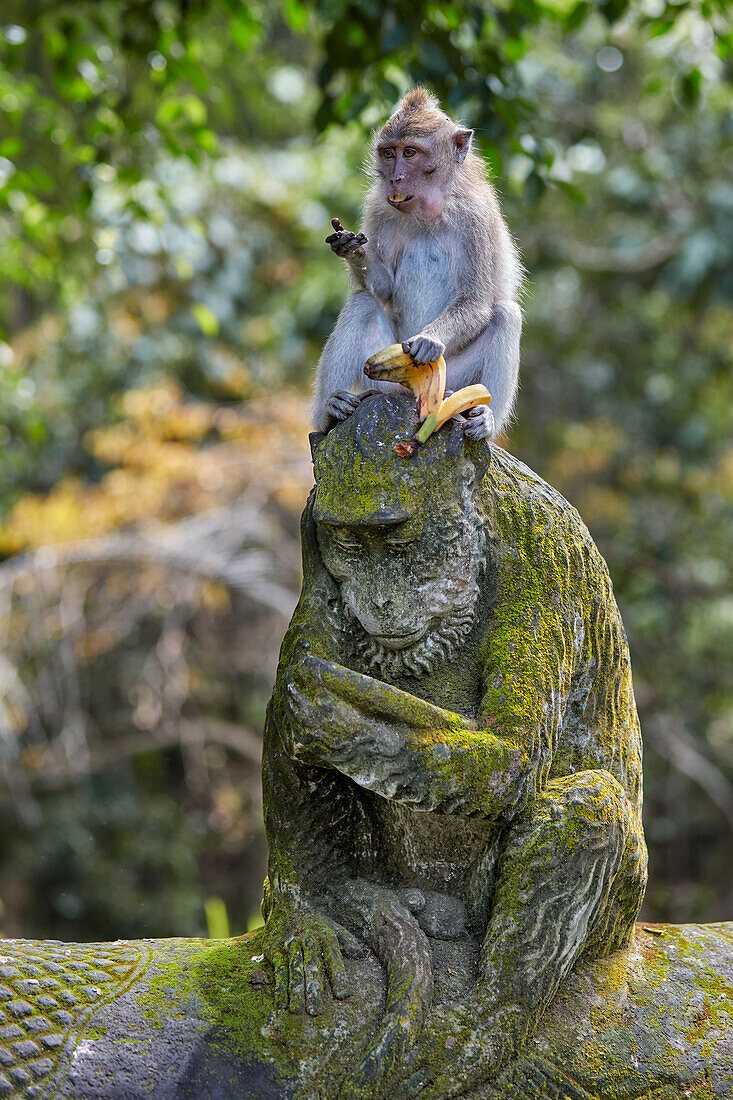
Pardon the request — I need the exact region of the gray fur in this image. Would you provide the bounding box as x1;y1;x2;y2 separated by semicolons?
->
312;90;523;437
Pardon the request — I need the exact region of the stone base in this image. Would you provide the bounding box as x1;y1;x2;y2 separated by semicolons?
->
0;922;731;1099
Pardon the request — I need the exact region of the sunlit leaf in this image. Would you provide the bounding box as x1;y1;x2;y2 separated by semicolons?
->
191;302;219;337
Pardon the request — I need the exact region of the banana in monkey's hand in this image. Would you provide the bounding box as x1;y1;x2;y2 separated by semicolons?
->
364;344;491;456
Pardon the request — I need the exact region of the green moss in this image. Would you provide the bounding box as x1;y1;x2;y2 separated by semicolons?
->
84;1021;110;1040
194;936;282;1048
0;920;721;1099
139;933;263;1034
687;963;733;1044
138;931;355;1094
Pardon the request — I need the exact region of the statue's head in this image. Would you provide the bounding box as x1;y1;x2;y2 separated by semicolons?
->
312;393;488;676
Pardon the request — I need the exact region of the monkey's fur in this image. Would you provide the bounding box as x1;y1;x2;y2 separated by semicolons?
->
312;87;522;441
261;395;647;1097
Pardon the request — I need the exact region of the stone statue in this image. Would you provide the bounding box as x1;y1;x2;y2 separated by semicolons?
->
1;391;730;1099
260;392;648;1096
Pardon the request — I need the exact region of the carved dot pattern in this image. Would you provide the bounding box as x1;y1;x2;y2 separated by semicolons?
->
0;940;147;1098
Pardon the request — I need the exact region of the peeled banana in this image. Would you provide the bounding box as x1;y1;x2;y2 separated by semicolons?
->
364;344;491;455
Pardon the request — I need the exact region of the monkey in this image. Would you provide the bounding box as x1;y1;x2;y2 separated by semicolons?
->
311;87;523;442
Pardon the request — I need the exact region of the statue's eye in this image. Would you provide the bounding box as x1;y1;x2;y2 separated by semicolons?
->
384;537;416;553
331;533;361;554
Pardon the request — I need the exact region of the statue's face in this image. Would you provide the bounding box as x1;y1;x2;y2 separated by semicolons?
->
311;392;487;675
317;503;480;654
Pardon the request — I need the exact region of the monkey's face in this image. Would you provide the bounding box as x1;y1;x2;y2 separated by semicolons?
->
317;508;480;652
375;135;453;221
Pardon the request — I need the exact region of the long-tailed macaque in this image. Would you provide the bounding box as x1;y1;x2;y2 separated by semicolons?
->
311;87;523;441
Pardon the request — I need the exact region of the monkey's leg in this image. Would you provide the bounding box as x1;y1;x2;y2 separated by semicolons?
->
396;770;645;1099
311;291;398;432
448;300;521;435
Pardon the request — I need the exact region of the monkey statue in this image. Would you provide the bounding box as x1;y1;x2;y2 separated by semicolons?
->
311;87;523;443
260;393;647;1098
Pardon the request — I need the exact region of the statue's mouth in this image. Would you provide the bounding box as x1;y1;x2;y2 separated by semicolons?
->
371;626;426;650
387;194;414;208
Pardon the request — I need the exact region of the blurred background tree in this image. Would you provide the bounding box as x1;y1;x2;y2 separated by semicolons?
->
0;0;730;940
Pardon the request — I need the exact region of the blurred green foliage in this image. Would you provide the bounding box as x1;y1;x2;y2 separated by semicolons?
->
0;0;731;939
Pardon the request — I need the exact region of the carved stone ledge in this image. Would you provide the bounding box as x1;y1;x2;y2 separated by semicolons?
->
0;921;730;1099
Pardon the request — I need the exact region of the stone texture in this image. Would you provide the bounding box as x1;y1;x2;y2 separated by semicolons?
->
0;923;730;1098
260;393;649;1092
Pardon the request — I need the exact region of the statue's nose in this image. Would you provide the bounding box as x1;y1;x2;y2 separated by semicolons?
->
373;593;393;612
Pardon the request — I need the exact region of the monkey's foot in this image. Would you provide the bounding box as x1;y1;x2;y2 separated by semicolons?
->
324;389;381;430
463;402;495;440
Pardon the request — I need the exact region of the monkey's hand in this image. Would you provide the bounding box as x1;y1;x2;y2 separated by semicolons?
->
261;893;363;1016
463;403;495;441
402;333;446;365
326;217;368;260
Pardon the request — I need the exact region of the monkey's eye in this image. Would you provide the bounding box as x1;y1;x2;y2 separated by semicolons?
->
381;148;395;159
403;148;417;158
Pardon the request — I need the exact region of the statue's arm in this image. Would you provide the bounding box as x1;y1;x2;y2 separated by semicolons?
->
283;646;551;823
260;499;366;1013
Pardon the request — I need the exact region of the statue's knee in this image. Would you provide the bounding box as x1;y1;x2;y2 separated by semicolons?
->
542;771;630;854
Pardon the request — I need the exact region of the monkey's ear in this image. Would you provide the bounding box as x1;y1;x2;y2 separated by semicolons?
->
454;128;473;163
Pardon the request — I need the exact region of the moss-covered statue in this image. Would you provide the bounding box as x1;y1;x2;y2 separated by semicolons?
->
260;392;648;1098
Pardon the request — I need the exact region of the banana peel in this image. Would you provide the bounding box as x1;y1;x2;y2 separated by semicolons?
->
417;385;492;441
364;344;445;418
364;343;491;457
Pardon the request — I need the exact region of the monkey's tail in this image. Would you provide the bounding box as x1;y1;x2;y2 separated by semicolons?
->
337;895;433;1099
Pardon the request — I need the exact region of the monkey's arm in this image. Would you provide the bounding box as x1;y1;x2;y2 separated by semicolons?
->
343;249;394;301
405;223;518;364
283;653;551;823
407;294;494;363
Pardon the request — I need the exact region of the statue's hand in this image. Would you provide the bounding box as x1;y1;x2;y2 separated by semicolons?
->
261;894;363;1016
284;656;505;816
284;655;408;768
